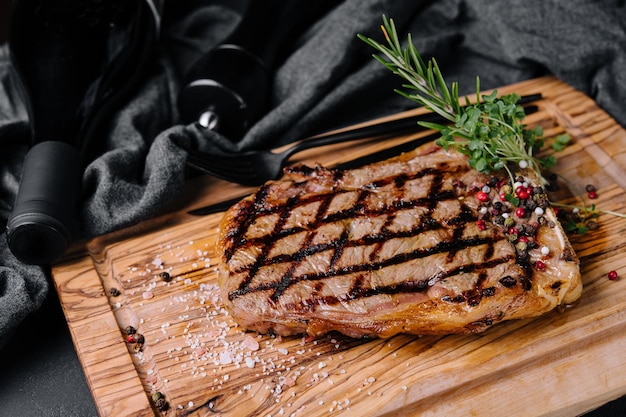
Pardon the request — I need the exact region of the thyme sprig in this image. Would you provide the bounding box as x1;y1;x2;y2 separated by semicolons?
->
357;16;569;185
550;176;626;233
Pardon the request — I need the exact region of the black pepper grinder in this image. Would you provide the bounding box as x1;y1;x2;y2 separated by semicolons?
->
6;0;161;265
177;0;339;142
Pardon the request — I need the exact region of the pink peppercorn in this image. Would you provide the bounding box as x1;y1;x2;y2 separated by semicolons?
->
608;270;618;281
516;187;530;199
476;191;490;202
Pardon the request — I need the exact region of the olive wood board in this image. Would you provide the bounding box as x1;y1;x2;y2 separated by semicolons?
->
52;76;626;417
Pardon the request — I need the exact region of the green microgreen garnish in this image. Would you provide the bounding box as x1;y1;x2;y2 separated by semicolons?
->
357;16;569;186
504;193;520;207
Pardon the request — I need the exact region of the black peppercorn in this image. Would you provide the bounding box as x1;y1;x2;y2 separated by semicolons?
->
585;184;596;193
109;287;121;297
155;397;169;411
160;271;172;282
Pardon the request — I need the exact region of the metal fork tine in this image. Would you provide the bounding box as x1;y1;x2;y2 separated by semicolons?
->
187;153;243;181
186;148;259;181
186;150;224;173
214;156;256;175
186;148;236;172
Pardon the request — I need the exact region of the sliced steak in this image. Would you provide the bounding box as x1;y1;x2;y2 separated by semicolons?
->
217;144;582;338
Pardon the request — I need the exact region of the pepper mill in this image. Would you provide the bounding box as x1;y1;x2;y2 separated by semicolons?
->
6;0;161;264
177;0;339;142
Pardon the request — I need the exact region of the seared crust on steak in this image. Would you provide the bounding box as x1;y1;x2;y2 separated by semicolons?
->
217;145;582;338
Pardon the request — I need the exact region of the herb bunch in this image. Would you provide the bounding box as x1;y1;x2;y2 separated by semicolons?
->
357;16;569;185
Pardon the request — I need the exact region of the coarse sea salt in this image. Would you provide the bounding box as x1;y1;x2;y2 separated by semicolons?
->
242;335;260;351
245;357;256;368
219;350;233;365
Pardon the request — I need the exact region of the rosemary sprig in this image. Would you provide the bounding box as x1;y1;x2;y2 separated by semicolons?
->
357;16;569;186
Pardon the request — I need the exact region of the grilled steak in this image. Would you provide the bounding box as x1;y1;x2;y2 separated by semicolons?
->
217;144;582;338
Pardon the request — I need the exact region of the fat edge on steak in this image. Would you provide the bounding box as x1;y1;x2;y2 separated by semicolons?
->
217;145;582;338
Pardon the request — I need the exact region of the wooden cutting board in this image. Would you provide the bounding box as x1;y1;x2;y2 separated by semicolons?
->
52;76;626;417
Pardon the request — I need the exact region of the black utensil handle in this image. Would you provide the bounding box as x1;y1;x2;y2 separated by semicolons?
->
6;141;81;265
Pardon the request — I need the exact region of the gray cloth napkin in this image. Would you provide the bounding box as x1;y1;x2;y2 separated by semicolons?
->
1;0;625;348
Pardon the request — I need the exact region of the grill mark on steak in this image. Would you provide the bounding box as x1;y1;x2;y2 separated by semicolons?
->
329;228;350;269
225;162;523;309
465;272;489;306
370;174;408;262
269;192;335;303
232;236;514;301
230;199;478;277
228;211;441;292
226;185;288;293
223;185;270;261
284;256;515;312
229;166;465;274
